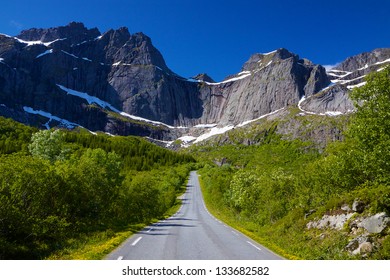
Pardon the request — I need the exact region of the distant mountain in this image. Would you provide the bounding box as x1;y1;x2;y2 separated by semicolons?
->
1;22;389;144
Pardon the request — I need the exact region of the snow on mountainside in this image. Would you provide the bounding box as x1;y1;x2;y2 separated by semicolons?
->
298;49;390;117
1;22;389;147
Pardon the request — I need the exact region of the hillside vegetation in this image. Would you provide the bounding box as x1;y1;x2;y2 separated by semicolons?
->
192;67;390;259
0;122;194;259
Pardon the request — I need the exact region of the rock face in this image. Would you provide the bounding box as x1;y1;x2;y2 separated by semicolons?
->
196;49;330;126
334;48;390;72
0;22;330;137
1;22;390;140
301;48;390;114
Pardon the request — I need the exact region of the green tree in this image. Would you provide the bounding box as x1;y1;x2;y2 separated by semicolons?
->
348;66;390;183
28;130;67;162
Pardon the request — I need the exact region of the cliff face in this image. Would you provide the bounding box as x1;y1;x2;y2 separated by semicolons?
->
1;22;389;141
196;49;329;125
301;48;390;114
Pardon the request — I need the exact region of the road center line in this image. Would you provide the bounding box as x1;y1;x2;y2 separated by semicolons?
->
246;241;262;251
131;237;142;246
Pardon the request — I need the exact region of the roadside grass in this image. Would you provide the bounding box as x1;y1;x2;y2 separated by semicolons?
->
198;175;294;260
46;224;146;260
46;185;186;260
198;174;357;260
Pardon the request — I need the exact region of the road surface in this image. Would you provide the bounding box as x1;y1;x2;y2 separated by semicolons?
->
106;171;282;260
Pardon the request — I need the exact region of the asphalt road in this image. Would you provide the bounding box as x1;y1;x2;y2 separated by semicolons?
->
106;171;283;260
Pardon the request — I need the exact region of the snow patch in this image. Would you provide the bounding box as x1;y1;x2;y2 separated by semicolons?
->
261;50;277;56
193;125;235;143
36;49;53;58
236;70;251;76
176;135;197;148
23;106;79;129
112;61;132;66
15;37;67;47
188;71;251;85
347;81;367;90
56;84;185;129
119;112;184;129
178;135;197;142
237;108;284;127
325;111;343;116
298;96;347;117
205;73;251;85
180;109;285;145
57;84;118;112
61;50;79;59
358;63;369;71
194;123;217;128
374;58;390;65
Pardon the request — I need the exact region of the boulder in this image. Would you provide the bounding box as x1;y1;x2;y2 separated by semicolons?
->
358;212;390;234
345;235;373;255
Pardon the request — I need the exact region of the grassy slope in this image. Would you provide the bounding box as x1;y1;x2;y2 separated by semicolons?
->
190;106;389;259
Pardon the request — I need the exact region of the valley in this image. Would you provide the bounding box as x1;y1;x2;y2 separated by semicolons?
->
1;22;390;260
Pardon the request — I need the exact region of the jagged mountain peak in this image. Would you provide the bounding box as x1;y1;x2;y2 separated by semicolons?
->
111;31;170;71
100;26;131;42
242;48;297;71
334;48;390;72
192;73;215;83
16;21;101;45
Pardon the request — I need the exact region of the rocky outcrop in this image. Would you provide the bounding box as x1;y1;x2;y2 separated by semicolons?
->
301;48;390;114
307;213;354;230
306;199;390;257
334;48;390;72
345;235;373;256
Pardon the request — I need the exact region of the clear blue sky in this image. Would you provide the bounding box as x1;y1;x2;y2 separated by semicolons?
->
1;0;389;81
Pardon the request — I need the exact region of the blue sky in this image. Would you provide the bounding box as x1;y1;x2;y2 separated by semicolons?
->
1;0;389;81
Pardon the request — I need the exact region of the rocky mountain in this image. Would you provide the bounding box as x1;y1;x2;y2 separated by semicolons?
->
301;48;390;114
1;22;389;144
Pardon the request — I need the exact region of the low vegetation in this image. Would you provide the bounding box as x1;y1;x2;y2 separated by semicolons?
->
193;67;390;259
0;122;194;259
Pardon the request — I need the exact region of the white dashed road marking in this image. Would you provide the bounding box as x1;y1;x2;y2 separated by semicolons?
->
247;241;262;251
131;237;142;246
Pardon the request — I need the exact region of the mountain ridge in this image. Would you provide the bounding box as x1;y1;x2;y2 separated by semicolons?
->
1;22;389;145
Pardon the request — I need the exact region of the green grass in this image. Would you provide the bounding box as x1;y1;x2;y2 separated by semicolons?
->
199;173;357;259
46;225;146;260
198;174;294;260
